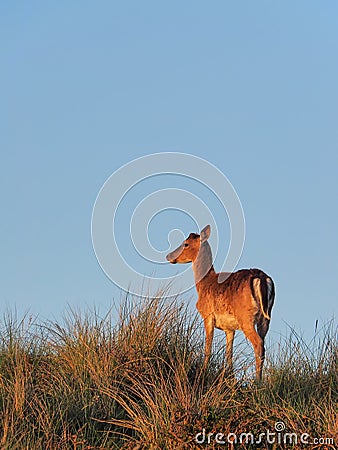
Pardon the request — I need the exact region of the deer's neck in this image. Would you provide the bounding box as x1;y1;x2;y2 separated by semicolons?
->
192;241;215;285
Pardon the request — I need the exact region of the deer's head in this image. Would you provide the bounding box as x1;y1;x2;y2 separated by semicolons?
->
166;225;211;264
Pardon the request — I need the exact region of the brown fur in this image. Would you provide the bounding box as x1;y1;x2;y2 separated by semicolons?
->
166;225;275;380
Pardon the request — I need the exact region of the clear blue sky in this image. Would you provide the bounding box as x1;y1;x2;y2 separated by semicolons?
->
1;2;337;343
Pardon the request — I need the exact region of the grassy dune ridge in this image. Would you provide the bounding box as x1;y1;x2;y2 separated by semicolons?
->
0;293;336;449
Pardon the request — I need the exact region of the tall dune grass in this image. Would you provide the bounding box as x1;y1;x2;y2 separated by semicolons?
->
0;293;336;449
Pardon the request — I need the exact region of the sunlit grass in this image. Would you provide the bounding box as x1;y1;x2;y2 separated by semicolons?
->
0;293;336;449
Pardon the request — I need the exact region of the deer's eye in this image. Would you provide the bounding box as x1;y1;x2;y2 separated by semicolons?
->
184;243;189;247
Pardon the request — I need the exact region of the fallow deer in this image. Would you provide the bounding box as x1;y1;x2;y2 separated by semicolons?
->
166;225;275;380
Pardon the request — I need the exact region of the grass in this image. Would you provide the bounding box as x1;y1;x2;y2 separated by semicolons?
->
0;293;336;449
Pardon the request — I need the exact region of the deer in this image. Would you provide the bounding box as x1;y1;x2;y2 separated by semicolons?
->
166;225;275;380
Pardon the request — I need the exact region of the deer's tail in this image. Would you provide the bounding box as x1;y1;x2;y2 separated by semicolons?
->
252;276;275;320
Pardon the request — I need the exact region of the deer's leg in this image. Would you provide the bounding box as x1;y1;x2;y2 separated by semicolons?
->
242;325;264;380
225;330;235;376
257;318;270;340
203;315;215;368
256;319;270;367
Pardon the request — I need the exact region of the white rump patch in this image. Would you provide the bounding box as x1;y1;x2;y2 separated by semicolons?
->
253;278;271;320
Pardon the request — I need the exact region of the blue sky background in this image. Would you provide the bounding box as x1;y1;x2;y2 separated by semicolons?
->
1;1;337;344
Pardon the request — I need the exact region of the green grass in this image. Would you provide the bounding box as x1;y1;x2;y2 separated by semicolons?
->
0;293;336;449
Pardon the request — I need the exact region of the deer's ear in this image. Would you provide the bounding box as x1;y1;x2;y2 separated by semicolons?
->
200;225;211;243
